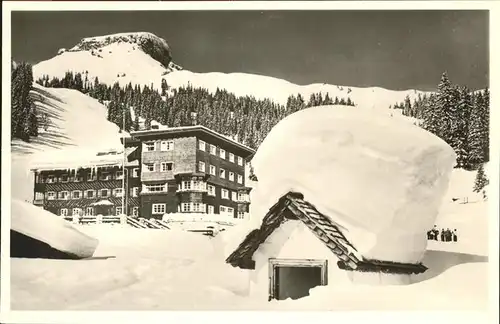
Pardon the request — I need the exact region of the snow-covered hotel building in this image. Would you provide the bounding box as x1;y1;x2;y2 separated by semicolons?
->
31;124;255;220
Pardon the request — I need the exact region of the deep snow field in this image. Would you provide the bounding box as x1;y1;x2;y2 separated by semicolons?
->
9;169;490;311
7;84;492;312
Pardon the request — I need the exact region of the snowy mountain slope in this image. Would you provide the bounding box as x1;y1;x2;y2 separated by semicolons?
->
12;83;122;154
33;32;429;110
11;83;123;202
163;70;430;109
34;32;181;88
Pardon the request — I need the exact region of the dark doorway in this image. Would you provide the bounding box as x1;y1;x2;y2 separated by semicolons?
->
269;259;327;301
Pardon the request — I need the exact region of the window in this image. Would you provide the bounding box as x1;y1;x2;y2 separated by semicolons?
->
237;156;243;166
88;173;97;182
36;174;45;183
199;140;206;151
132;168;140;177
85;190;95;199
72;208;83;216
220;168;226;179
237;174;243;184
161;162;173;172
192;203;202;212
181;181;191;190
46;175;56;183
34;192;44;200
194;181;206;191
152;203;166;214
182;203;190;212
132;207;139;217
181;202;206;213
59;191;69;200
114;188;123;197
207;185;215;196
232;191;237;201
209;165;216;176
60;208;68;216
60;175;69;183
132;187;139;197
221;189;229;199
227;207;234;216
75;175;84;182
207;205;215;214
238;192;248;202
100;189;109;198
144;163;155;172
220;148;226;159
116;207;123;216
47;191;56;200
238;211;246;219
210;144;217;155
229;172;235;181
160;140;174;151
143;183;167;193
85;207;94;216
198;161;206;172
145;142;155;152
220;206;227;213
72;190;82;199
99;173;111;181
115;171;124;180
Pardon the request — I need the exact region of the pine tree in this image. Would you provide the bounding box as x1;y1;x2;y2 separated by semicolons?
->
403;95;412;116
468;92;487;167
481;88;490;163
11;62;37;141
454;86;473;168
473;164;489;193
161;78;169;96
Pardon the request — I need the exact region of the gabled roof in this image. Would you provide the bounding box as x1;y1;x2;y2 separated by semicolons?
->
226;192;427;275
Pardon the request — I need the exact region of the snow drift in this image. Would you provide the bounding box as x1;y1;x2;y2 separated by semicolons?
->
11;199;99;258
250;105;456;264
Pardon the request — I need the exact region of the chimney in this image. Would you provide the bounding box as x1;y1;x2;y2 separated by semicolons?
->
190;112;198;126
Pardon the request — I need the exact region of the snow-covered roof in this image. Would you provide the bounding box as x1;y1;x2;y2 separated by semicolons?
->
130;125;255;157
226;192;428;275
30;147;138;172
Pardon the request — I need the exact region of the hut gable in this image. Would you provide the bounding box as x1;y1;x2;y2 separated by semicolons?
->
226;192;427;275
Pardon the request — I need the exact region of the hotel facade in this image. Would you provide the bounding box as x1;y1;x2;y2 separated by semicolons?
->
32;125;255;220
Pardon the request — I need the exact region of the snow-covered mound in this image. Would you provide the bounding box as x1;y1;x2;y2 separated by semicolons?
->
33;32;427;109
34;32;181;88
11;83;123;201
11;199;99;258
250;105;456;264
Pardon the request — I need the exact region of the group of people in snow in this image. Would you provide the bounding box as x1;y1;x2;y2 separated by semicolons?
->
427;226;458;242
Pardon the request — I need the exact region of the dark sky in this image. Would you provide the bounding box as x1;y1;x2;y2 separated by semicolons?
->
11;10;488;91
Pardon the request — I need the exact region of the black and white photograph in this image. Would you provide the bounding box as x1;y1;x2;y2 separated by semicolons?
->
1;1;498;322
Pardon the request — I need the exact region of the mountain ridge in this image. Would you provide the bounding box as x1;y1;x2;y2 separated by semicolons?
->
33;31;429;110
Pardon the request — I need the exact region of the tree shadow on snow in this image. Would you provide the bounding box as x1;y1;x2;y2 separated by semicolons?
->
412;250;488;284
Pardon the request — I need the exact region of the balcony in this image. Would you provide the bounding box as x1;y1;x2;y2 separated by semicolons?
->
177;181;208;193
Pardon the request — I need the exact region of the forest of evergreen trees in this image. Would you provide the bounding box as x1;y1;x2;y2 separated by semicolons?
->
36;72;355;149
391;72;489;171
11;62;38;142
